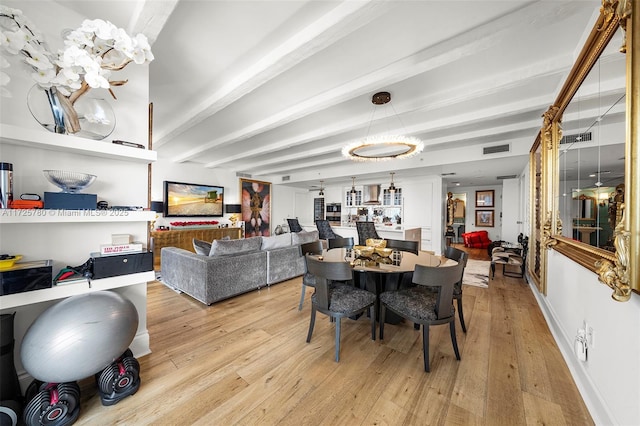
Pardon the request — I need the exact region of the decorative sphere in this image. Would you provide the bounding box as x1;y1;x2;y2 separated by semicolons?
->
20;291;139;383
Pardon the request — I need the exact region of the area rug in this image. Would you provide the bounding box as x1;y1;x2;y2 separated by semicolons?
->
462;259;490;288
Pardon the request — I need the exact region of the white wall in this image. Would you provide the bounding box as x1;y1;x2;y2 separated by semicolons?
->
501;177;522;242
538;251;640;426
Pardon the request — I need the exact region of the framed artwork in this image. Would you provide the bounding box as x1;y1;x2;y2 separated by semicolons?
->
475;190;495;207
476;210;494;227
240;178;271;237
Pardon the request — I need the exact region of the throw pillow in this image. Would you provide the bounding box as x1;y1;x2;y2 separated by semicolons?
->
192;238;212;255
209;236;262;256
292;230;319;245
261;233;292;250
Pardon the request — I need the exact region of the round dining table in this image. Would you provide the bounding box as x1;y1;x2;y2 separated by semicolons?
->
316;247;441;324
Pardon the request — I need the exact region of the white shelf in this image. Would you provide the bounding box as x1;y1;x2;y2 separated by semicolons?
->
0;124;157;163
0;209;156;224
0;271;155;310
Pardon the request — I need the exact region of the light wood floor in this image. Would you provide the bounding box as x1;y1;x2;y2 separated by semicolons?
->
73;245;592;425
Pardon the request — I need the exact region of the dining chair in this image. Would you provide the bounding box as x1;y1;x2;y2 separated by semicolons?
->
315;219;342;240
355;221;380;245
305;256;376;362
384;238;420;290
385;239;419;255
298;240;324;311
287;218;303;233
327;237;354;250
443;246;469;333
379;262;464;372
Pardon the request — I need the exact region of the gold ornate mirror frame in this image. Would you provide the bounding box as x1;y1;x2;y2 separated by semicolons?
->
531;0;638;301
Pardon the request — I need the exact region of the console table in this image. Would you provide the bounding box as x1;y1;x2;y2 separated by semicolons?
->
150;227;242;270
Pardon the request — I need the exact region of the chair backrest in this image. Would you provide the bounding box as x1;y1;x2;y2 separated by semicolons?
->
305;256;353;310
443;246;468;291
412;263;464;320
287;218;303;233
300;240;323;256
315;219;338;239
444;246;468;268
328;237;354;250
356;221;380;245
385;238;419;255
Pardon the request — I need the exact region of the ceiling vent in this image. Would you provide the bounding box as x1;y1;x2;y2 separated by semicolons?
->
483;144;510;155
282;175;290;182
560;132;592;144
441;172;456;176
497;174;518;180
236;172;252;178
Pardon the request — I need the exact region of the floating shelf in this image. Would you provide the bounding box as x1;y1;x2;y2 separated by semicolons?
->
0;124;156;163
0;209;156;224
0;271;155;310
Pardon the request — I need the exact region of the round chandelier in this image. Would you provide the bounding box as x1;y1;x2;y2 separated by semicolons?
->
342;91;424;162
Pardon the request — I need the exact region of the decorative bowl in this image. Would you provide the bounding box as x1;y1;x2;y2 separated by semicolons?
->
43;170;96;193
0;255;23;270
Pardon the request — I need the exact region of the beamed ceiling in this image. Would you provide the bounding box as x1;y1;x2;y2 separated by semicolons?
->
58;0;626;189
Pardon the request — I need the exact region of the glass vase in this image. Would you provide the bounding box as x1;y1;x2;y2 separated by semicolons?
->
27;85;116;140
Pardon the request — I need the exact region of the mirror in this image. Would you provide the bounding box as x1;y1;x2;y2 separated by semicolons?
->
533;2;638;301
557;39;626;251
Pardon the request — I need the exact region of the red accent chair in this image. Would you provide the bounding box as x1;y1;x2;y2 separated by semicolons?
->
461;230;492;249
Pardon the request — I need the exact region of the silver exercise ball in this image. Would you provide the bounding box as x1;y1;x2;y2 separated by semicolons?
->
20;291;138;383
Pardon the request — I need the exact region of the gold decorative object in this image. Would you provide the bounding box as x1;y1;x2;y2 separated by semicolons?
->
365;238;386;248
596;205;631;301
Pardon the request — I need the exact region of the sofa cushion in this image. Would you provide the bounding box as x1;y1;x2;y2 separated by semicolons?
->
261;233;292;250
292;230;319;245
209;236;262;256
192;238;212;255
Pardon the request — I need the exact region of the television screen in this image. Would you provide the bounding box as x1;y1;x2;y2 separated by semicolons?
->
163;180;224;217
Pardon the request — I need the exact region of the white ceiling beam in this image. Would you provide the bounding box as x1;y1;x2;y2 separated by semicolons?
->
173;1;577;163
127;0;180;45
153;0;393;147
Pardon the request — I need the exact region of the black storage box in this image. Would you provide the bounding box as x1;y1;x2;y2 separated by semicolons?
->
0;260;53;295
44;192;97;210
90;251;153;279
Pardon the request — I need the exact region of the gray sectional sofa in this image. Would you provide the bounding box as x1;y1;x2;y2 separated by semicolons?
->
161;230;319;305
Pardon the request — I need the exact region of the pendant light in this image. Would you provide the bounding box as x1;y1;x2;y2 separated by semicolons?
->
318;180;324;197
349;176;357;206
388;172;396;195
342;91;423;162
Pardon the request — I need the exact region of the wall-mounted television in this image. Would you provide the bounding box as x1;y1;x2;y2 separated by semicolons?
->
163;180;224;217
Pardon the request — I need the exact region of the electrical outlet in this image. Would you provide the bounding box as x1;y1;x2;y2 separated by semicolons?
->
587;325;594;348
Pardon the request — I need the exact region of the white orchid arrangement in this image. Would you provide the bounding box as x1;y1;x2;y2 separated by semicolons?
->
0;5;153;132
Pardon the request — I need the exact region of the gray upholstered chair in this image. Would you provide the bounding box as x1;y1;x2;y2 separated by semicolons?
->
327;237;354;250
305;256;376;362
315;219;341;240
298;240;324;311
287;218;303;233
379;262;463;372
355;221;380;245
443;246;469;333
